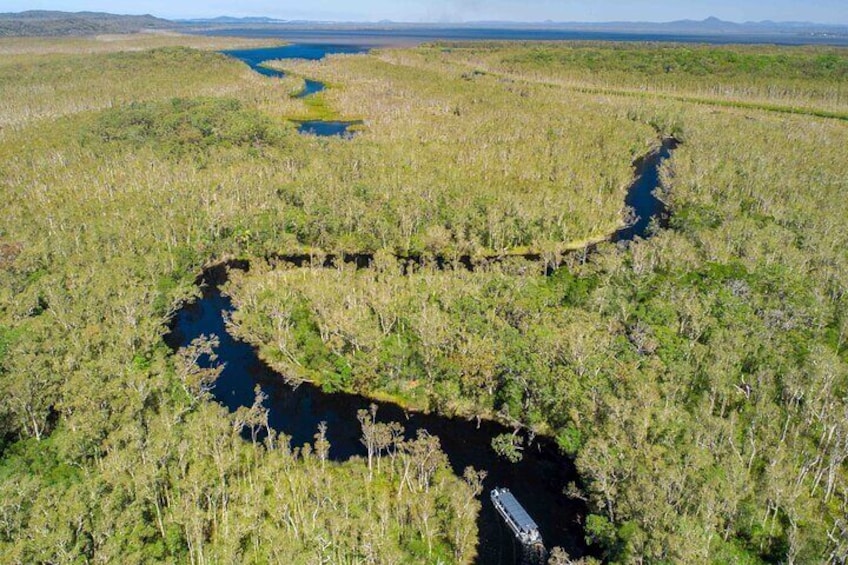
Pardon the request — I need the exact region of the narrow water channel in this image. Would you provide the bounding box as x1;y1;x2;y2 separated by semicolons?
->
296;78;326;98
167;276;588;564
296;119;363;137
222;44;365;137
614;139;677;242
177;44;677;564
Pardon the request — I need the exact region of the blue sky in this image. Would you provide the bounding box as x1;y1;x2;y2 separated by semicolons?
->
7;0;848;24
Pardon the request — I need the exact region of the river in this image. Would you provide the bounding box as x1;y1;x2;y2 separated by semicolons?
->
170;45;677;564
167;271;589;564
223;44;364;137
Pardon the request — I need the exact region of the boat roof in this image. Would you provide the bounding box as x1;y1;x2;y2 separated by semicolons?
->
494;490;538;532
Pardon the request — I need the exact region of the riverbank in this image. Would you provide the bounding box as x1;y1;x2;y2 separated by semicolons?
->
167;262;593;561
208;135;676;420
168;127;673;560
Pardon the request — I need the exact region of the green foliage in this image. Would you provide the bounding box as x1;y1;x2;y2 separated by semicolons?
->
556;426;583;457
670;203;723;232
505;45;848;81
429;42;848;121
0;325;12;366
0;437;80;488
491;433;523;463
585;514;617;553
85;97;290;158
547;268;598;307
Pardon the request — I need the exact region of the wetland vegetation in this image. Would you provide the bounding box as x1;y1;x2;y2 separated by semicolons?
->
0;32;846;565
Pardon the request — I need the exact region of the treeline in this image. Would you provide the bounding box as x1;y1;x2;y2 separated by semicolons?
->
410;42;848;119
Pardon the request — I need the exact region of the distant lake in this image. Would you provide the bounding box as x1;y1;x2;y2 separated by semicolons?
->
198;26;848;47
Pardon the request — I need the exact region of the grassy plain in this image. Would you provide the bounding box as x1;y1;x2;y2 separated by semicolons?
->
0;32;846;564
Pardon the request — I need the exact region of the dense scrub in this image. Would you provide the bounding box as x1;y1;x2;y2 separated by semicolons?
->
0;41;302;131
87;97;291;157
502;43;848;81
410;42;848;119
0;35;480;564
0;35;846;564
267;52;657;254
0;380;478;563
230;48;848;563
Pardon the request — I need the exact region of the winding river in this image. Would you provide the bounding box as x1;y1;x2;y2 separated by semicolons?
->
169;45;677;564
167;275;587;564
223;44;364;137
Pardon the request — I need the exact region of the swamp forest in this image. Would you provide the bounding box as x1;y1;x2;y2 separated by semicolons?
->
0;18;847;565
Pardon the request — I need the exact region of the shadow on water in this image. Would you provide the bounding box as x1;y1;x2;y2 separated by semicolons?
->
613;138;679;243
171;43;679;563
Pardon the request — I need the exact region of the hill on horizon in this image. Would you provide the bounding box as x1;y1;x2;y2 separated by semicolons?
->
0;10;175;36
1;10;846;39
179;14;848;42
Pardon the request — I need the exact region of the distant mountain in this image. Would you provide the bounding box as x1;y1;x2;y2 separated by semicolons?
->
3;11;845;41
180;15;847;37
0;10;175;36
513;17;848;36
667;16;740;32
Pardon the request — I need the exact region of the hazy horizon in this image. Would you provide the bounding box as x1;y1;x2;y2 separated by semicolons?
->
5;1;848;26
